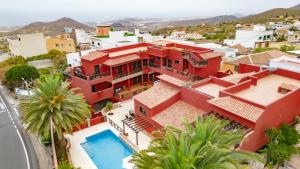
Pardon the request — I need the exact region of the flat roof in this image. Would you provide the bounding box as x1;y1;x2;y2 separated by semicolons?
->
158;74;185;87
103;54;140;66
81;50;108;61
134;82;180;108
152;100;206;130
221;72;255;84
195;83;226;98
209;96;264;123
109;47;148;57
235;74;300;106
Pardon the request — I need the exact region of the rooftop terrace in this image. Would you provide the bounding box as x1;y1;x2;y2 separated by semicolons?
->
195;83;226;98
235;74;300;106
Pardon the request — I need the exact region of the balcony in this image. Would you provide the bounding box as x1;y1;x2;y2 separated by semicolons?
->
63;72;72;79
149;62;161;68
73;70;112;83
164;66;174;72
114;83;152;100
113;72;129;80
90;72;111;80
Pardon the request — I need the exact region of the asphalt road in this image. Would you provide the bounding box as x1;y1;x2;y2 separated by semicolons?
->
0;90;38;169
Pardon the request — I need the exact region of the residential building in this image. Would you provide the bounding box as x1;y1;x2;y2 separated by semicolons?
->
168;31;203;40
222;50;297;72
224;25;273;49
91;26;139;49
46;33;76;53
132;65;300;152
66;41;223;117
269;56;300;73
197;43;236;59
288;31;300;42
7;33;47;58
75;29;93;46
66;49;96;67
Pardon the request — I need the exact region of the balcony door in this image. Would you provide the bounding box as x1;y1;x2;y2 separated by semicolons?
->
94;65;100;75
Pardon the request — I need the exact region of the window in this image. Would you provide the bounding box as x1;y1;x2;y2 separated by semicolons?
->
139;106;147;116
55;44;59;47
175;60;180;64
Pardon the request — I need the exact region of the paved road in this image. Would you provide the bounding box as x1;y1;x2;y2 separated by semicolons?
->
0;90;38;169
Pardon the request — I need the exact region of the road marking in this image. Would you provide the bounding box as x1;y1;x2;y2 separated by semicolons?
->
0;95;30;169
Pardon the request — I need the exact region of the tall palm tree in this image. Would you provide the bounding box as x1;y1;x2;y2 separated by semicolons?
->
20;75;90;169
131;116;261;169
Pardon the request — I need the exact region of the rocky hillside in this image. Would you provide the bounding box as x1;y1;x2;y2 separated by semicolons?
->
238;4;300;23
12;17;94;36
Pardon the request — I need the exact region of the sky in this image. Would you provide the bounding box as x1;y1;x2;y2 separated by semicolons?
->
0;0;299;26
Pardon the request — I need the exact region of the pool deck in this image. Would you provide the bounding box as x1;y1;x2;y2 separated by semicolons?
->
65;99;152;169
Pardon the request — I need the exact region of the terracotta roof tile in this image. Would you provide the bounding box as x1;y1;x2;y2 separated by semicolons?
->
152;100;205;130
103;54;141;66
208;96;264;123
81;50;108;61
134;82;180;108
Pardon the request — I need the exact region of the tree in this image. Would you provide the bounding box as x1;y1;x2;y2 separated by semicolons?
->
289;26;298;32
262;124;300;168
105;101;113;115
20;75;90;169
131;116;261;169
4;64;39;90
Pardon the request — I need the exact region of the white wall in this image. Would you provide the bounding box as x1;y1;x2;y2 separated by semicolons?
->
75;29;92;45
8;33;47;58
66;49;96;67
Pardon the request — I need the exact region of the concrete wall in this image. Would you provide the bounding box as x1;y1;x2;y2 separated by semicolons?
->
8;33;47;58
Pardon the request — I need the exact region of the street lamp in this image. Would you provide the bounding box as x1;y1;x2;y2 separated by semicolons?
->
21;77;30;96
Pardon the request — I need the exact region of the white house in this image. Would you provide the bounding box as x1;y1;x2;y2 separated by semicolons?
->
66;49;96;67
90;31;139;49
224;25;273;49
269;56;300;73
75;29;93;45
8;33;47;58
196;43;237;59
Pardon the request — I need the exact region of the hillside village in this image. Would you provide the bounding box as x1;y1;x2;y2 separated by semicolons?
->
0;2;300;169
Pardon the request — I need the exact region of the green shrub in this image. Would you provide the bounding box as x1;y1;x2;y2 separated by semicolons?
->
280;45;295;52
4;64;39;90
40;134;51;146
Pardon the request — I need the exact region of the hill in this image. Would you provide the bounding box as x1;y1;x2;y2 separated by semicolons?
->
238;4;300;23
12;17;94;36
144;15;238;30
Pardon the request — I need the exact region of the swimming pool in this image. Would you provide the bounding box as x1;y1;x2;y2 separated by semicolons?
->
81;129;133;169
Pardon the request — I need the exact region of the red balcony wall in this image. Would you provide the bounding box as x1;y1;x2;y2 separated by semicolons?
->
240;88;300;151
238;63;260;73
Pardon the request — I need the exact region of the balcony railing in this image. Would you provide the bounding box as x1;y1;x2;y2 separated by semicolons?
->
183;53;208;67
149;62;161;68
74;71;88;80
164;66;173;72
132;67;142;74
90;72;111;80
62;72;72;79
113;72;129;80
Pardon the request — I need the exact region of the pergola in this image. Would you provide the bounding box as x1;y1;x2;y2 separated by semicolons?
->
122;111;153;146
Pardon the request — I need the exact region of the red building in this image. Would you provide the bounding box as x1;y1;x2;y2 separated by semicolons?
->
133;66;300;151
66;41;223;117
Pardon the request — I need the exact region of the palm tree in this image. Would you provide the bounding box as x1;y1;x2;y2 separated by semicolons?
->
20;75;90;169
131;116;261;169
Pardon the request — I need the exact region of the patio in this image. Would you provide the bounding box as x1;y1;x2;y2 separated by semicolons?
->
65;99;152;169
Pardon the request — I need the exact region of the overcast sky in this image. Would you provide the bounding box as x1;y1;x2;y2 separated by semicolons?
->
0;0;299;26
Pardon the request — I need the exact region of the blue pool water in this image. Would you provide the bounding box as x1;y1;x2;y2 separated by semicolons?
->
81;129;133;169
